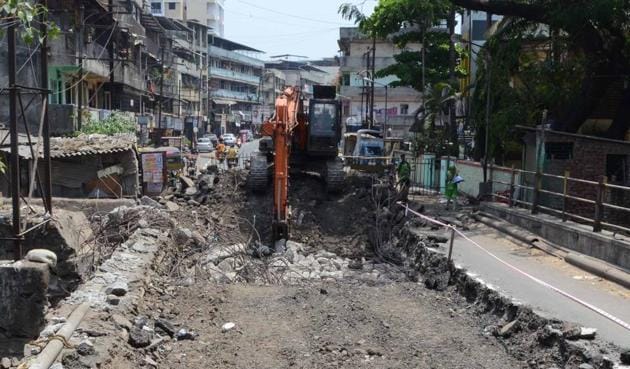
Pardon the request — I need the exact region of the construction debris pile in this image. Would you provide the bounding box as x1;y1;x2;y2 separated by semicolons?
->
8;167;628;369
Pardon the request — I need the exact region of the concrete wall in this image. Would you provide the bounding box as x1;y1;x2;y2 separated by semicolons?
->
482;203;630;270
454;160;521;199
522;131;630;226
0;208;93;293
0;261;50;338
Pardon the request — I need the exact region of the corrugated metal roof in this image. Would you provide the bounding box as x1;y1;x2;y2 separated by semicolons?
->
0;134;136;159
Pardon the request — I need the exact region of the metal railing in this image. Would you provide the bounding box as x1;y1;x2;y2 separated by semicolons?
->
210;88;259;102
488;165;630;234
208;46;265;68
210;67;260;85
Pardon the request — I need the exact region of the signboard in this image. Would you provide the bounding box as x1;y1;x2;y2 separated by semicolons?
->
162;136;182;148
141;152;167;195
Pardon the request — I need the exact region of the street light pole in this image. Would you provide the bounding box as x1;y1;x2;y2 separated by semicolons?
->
364;77;388;136
384;85;388;137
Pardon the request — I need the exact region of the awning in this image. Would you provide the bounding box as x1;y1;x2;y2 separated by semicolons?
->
212;99;237;106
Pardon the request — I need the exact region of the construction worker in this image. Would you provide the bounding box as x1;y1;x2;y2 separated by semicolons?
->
396;154;411;202
215;138;226;162
226;145;239;168
445;165;463;210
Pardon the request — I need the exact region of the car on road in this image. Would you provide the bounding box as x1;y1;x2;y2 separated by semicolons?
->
197;137;213;153
204;133;219;147
222;133;237;147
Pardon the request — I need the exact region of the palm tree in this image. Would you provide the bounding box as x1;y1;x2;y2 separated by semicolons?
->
338;3;368;27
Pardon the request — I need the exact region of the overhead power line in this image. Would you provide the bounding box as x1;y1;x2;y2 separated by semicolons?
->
232;0;348;26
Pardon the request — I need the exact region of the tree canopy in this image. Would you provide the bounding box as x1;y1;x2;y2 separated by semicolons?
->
340;0;465;91
352;0;630;156
454;0;630;136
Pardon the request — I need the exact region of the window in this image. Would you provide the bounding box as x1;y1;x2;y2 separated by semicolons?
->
472;20;494;41
310;103;337;137
168;2;176;10
400;104;409;115
342;73;350;86
545;142;573;160
150;2;162;14
606;154;628;184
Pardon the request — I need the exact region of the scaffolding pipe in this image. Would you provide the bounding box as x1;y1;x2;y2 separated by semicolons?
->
30;303;90;369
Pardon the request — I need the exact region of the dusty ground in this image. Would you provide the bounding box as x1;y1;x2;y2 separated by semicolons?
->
96;171;530;369
131;282;523;369
19;168;620;369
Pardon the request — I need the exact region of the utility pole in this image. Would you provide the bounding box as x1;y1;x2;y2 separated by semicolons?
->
40;0;52;215
447;6;456;157
197;53;204;141
76;1;84;130
482;12;494;183
108;0;114;85
370;35;376;128
210;52;213;132
8;21;21;259
157;44;165;129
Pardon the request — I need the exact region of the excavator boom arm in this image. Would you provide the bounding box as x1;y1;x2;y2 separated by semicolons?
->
259;87;302;240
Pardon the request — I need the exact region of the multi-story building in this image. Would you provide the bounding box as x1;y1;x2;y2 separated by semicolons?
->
0;0;210;140
208;36;263;134
257;68;286;122
460;11;502;92
150;0;225;37
338;27;424;138
263;60;337;101
149;0;186;19
45;0;148;132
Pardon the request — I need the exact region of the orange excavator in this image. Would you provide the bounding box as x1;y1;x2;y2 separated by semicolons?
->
249;85;344;241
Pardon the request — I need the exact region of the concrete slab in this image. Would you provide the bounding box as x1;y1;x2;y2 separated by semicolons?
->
0;261;50;338
481;202;630;270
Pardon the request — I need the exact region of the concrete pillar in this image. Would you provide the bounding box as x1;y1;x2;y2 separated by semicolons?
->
0;261;50;338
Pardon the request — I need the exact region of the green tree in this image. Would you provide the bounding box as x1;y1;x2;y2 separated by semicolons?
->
0;0;60;44
80;112;136;136
451;0;630;137
340;0;465;91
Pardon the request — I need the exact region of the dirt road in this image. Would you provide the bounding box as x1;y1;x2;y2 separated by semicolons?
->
41;169;619;369
135;281;523;369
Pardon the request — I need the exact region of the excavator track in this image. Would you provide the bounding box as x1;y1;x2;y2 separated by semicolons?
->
249;154;269;193
325;158;345;193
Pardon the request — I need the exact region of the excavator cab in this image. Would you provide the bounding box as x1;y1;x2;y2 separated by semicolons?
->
306;86;341;157
307;99;341;156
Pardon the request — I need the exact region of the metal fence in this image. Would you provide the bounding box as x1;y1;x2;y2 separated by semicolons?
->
488;165;630;234
342;155;440;195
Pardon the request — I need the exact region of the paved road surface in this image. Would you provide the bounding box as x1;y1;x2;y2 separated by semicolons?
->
413;221;630;346
195;139;260;172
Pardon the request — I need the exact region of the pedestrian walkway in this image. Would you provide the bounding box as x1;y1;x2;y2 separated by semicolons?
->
425;223;630;346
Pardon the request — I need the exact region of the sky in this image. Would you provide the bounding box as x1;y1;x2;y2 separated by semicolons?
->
223;0;377;61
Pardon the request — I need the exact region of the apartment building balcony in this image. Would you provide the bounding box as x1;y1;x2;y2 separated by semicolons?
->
176;59;200;75
339;85;423;101
210;67;260;85
208;46;264;68
211;88;259;103
340;56;397;70
180;86;201;102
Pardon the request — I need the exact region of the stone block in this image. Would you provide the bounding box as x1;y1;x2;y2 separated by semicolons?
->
0;261;50;338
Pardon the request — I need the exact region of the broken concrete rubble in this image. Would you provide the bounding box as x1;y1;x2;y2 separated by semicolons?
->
18;169;627;369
